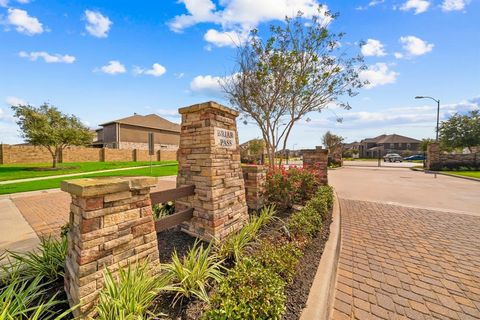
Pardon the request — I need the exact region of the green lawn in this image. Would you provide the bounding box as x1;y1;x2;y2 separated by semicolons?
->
442;171;480;179
0;161;175;182
0;163;178;195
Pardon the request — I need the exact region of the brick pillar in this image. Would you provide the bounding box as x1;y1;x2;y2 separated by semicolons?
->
176;101;248;241
242;165;267;210
302;146;328;185
61;176;160;319
426;143;440;170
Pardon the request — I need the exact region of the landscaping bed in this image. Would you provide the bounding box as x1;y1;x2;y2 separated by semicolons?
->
0;166;333;319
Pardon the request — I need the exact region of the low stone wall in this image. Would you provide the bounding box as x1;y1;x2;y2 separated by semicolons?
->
427;143;479;170
0;144;178;164
61;176;160;319
62;147;102;163
0;144;52;164
242;165;267;210
103;148;134;162
302;146;328;185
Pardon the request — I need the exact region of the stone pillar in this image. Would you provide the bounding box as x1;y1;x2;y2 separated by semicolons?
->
242;165;267;211
176;101;249;241
302;146;328;185
61;176;160;319
426;143;440;170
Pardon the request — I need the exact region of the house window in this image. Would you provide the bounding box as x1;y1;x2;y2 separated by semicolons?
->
407;143;411;150
390;143;394;149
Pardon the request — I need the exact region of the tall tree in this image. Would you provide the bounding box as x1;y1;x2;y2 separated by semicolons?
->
439;110;480;152
12;104;94;168
322;131;344;153
223;7;366;166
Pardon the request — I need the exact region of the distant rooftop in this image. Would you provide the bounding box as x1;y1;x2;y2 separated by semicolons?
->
99;114;180;133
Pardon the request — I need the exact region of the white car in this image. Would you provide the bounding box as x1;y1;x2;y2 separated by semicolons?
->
383;153;403;162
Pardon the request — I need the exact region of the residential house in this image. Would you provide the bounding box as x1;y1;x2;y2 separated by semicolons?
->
93;113;180;151
356;134;421;158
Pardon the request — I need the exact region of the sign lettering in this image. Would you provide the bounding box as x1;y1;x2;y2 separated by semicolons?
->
214;127;236;149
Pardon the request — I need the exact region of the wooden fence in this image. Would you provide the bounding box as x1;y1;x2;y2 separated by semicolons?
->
150;185;195;232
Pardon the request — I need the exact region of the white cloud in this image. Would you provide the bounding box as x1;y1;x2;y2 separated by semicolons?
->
399;36;434;57
356;0;385;10
19;51;76;63
0;0;8;7
84;10;112;38
170;0;330;47
7;8;43;35
5;96;26;106
174;72;185;79
134;63;167;77
204;29;248;48
359;63;399;89
98;60;126;74
190;74;228;97
400;0;430;14
394;52;404;59
441;0;470;11
361;39;386;57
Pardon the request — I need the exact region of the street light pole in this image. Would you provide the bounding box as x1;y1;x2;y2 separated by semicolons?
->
415;96;441;142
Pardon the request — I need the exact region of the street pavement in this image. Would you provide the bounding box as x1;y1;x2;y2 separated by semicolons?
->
329;167;480;319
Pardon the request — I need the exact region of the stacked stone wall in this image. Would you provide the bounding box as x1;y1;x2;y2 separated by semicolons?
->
242;165;267;210
61;177;159;319
427;143;479;170
176;101;249;241
302;146;329;185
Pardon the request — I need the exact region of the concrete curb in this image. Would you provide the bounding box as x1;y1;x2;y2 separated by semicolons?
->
410;168;480;182
300;191;342;320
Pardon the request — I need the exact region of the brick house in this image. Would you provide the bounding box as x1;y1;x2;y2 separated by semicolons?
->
93;113;180;151
356;134;421;158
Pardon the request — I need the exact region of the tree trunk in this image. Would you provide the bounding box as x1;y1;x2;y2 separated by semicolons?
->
52;148;60;168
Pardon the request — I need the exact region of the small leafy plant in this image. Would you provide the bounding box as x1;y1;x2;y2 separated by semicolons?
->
204;258;286;320
255;241;302;283
152;201;175;219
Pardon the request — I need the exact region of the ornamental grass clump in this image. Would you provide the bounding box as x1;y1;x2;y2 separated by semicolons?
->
96;261;169;320
162;240;224;304
6;236;68;282
216;205;275;262
204;258;286;320
0;275;72;320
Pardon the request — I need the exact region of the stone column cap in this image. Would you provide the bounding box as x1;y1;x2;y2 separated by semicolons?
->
61;176;158;197
178;101;239;117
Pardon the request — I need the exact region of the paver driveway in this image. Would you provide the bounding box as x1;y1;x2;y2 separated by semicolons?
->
329;167;480;320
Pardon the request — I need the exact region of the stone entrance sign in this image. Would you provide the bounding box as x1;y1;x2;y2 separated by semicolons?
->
214;127;236;149
176;101;249;241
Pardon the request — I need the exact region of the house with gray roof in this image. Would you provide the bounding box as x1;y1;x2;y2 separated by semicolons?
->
357;134;421;158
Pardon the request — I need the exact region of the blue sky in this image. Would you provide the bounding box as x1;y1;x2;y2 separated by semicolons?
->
0;0;478;148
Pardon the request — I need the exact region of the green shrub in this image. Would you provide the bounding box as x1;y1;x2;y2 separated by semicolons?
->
204;258;286;320
287;204;323;239
152;201;175;220
265;166;321;209
217;205;275;262
316;185;334;209
96;261;169;320
0;275;72;319
6;236;67;282
255;241;302;283
163;240;224;304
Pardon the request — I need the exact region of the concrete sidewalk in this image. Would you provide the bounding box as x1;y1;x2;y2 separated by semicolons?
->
0;198;40;255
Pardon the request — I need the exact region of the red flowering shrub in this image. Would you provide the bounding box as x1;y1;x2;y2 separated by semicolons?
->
264;165;322;209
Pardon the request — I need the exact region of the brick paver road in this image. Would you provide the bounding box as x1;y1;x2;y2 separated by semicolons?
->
332;199;480;320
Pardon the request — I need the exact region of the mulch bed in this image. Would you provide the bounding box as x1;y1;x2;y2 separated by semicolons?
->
283;213;332;320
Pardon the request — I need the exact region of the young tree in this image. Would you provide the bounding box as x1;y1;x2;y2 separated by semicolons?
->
12;104;94;168
439;110;480;152
322;131;344;153
223;7;366;166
